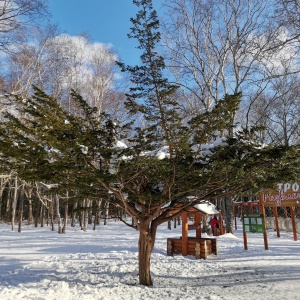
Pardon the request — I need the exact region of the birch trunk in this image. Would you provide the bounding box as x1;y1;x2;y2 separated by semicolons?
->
62;192;68;234
34;200;40;227
55;195;62;234
25;188;33;225
93;199;102;230
49;195;54;231
104;201;110;225
81;199;88;231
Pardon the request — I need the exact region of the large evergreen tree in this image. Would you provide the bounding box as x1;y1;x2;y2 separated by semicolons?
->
0;0;299;287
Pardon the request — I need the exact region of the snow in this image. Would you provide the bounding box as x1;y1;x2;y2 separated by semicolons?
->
140;145;170;160
113;136;227;163
114;140;127;149
79;145;88;154
155;146;170;160
212;137;227;147
0;220;299;300
194;202;220;215
108;140;128;174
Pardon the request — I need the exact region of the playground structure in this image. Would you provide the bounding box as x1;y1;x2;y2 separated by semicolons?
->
234;200;300;236
167;202;224;259
234;182;300;246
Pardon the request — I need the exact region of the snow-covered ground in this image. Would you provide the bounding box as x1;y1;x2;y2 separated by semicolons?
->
0;219;299;300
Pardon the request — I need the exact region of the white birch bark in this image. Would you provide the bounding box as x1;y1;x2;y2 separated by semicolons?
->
55;194;62;234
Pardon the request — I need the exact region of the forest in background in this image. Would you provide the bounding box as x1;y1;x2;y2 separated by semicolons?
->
1;0;300;286
0;0;300;230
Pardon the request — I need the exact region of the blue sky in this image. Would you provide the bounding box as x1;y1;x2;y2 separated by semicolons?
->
48;0;161;66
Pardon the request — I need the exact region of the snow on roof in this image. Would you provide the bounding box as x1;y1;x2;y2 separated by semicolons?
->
194;202;220;215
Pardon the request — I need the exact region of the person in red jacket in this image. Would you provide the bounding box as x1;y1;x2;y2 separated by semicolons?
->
209;216;219;236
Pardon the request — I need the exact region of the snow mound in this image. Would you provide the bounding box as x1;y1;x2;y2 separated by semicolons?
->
218;233;239;239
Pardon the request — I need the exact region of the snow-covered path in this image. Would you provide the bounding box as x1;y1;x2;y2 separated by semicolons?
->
0;221;299;300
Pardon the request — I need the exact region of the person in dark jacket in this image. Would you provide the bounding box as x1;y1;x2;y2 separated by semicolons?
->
209;216;219;236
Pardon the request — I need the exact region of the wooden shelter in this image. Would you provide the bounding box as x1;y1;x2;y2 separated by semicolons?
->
167;202;223;259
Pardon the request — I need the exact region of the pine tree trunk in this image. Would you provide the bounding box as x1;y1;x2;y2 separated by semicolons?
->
203;215;209;233
11;176;18;231
81;199;88;231
71;202;77;227
0;177;9;220
138;229;154;286
46;206;49;226
34;200;40;227
104;201;109;225
62;203;68;233
62;192;68;234
225;197;234;234
79;201;83;229
40;204;45;227
5;185;12;222
88;199;93;224
178;217;181;226
18;185;25;233
219;198;226;225
27;190;33;225
93;199;102;230
167;220;171;230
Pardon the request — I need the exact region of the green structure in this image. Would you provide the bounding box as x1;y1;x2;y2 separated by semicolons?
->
243;214;265;233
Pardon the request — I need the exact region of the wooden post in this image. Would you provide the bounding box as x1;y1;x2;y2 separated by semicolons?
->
182;211;188;256
243;231;248;250
290;206;298;241
273;206;280;238
249;202;254;214
261;203;269;250
195;212;201;238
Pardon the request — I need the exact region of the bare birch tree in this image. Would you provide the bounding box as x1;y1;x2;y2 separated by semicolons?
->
2;31;127;122
161;0;299;119
254;73;300;146
4;24;60;97
0;0;49;53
